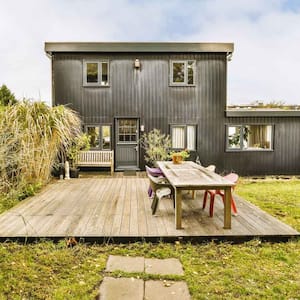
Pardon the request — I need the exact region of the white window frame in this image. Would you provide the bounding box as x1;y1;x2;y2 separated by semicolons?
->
226;124;274;152
170;60;196;86
83;60;110;87
170;124;197;150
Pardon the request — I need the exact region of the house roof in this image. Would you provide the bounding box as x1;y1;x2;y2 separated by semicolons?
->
44;42;234;56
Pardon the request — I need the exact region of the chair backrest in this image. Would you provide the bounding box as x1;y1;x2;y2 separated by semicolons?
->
147;172;166;194
146;165;164;177
224;173;239;184
206;165;216;172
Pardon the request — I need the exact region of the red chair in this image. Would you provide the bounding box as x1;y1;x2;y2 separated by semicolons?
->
202;173;238;217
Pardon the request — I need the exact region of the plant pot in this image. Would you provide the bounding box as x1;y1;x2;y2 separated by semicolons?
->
172;153;183;164
70;168;80;178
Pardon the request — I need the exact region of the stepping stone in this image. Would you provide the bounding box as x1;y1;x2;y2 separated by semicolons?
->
99;277;144;300
144;280;190;300
145;258;184;275
106;255;145;273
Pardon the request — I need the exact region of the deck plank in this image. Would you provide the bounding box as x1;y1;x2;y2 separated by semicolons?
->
0;176;298;241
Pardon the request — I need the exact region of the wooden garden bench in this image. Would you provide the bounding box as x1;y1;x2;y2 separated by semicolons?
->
76;150;114;175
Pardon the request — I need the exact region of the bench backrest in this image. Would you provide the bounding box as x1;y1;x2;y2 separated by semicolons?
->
77;151;113;165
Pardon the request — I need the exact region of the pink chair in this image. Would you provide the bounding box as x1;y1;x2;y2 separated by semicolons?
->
202;173;238;217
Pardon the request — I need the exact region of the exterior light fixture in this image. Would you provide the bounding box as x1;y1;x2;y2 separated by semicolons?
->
134;58;141;69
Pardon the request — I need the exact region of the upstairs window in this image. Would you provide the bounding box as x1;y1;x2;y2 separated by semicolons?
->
83;60;109;86
227;125;273;151
86;125;111;150
171;125;196;150
170;60;195;86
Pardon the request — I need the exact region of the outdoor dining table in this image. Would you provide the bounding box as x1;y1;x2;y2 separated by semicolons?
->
156;161;235;230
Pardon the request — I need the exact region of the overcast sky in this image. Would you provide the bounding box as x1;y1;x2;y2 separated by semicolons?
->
1;0;300;105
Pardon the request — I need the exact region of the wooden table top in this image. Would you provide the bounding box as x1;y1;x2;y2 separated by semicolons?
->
157;161;234;188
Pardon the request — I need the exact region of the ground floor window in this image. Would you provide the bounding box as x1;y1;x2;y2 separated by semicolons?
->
171;125;196;150
85;125;111;150
227;124;273;151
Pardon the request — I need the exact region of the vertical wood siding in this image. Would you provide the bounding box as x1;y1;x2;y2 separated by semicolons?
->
52;53;300;175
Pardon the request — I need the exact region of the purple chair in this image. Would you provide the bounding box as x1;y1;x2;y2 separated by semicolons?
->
146;165;165;197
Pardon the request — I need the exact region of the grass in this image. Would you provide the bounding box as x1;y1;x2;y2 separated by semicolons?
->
0;177;299;299
236;177;300;231
0;240;299;299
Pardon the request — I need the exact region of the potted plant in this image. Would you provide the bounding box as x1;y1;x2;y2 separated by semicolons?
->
67;133;90;178
170;149;190;164
139;128;171;167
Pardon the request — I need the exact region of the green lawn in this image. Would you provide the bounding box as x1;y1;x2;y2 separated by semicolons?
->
0;178;299;299
236;177;300;232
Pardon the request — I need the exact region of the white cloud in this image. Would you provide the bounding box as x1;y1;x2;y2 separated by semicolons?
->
0;0;300;104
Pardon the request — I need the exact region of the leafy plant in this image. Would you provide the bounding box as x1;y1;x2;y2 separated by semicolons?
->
67;133;90;168
140;129;171;166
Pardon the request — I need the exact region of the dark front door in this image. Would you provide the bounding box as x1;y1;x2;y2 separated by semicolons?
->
115;118;139;170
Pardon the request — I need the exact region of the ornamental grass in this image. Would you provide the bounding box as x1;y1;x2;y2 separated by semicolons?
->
0;101;81;196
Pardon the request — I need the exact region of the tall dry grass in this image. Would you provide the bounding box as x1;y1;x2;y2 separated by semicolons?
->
0;101;81;195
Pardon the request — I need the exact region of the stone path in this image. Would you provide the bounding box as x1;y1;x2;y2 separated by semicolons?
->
99;255;191;299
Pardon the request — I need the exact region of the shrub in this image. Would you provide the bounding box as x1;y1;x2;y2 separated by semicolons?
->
140;128;171;166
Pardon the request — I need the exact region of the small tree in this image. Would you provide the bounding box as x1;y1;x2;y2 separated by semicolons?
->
0;85;17;106
140;129;171;166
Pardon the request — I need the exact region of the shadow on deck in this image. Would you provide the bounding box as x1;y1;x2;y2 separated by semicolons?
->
0;175;299;243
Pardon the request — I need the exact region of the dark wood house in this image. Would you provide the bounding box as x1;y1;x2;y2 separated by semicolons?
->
45;42;300;175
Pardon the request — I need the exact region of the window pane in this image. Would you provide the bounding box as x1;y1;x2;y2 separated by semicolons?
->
187;125;196;150
172;62;185;83
102;125;111;150
101;62;108;85
118;119;137;142
86;63;98;83
187;61;195;85
228;126;241;149
172;127;185;148
87;126;100;148
246;125;272;149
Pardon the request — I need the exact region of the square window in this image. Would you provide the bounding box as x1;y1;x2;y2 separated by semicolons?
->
86;125;112;150
171;125;196;150
170;60;195;86
83;60;109;86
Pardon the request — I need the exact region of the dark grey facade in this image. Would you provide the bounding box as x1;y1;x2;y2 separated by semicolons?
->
45;42;300;175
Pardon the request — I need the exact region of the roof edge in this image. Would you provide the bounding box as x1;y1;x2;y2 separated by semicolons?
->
44;42;234;55
226;110;300;117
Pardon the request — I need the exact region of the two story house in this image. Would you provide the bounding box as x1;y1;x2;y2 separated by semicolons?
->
45;42;300;175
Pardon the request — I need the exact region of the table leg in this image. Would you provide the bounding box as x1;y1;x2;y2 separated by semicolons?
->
175;188;182;229
224;187;232;229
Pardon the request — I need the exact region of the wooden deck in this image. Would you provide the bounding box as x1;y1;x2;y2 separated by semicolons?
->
0;175;299;243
